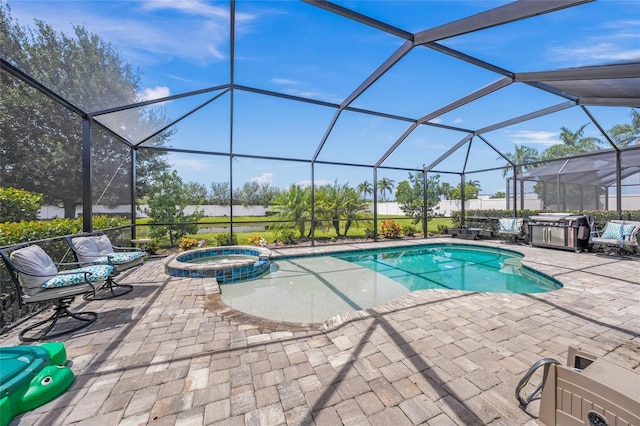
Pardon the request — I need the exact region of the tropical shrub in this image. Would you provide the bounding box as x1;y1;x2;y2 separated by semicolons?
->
179;237;199;250
381;219;401;238
214;233;237;246
247;234;267;246
402;225;416;237
280;230;297;245
145;239;161;255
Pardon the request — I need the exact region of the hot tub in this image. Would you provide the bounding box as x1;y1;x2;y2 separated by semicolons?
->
165;246;272;283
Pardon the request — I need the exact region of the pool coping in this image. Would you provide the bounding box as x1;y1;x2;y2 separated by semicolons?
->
164;245;272;281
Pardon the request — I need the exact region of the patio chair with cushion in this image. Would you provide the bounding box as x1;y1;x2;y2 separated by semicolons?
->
590;220;640;256
0;244;114;342
498;218;523;243
64;232;145;300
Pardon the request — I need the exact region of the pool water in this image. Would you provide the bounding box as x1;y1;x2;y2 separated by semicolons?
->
335;245;562;294
218;244;562;324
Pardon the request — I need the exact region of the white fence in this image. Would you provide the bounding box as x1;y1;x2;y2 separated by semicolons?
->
38;195;640;220
38;205;268;219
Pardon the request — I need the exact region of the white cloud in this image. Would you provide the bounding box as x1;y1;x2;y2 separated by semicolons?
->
548;19;640;64
250;172;273;186
428;117;443;124
295;179;334;187
550;43;640;63
282;88;343;103
452;118;463;124
171;157;211;170
508;130;559;146
270;78;300;85
11;1;257;66
138;86;171;102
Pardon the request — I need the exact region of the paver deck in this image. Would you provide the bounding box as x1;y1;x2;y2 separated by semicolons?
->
1;237;639;425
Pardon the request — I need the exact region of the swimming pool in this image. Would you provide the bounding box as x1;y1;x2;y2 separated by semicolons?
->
335;244;562;294
218;243;562;324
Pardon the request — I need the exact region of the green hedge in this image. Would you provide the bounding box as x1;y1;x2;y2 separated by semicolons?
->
0;216;128;247
0;187;43;222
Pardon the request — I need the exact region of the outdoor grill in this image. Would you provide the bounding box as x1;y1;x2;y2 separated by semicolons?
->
527;213;592;252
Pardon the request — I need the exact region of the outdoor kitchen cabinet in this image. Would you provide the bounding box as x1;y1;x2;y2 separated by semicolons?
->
527;214;592;252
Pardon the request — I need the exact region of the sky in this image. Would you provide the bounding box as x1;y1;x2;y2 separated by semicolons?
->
6;0;640;196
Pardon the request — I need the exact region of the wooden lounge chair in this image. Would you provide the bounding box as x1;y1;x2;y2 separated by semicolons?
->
590;220;640;256
64;232;145;300
0;244;114;342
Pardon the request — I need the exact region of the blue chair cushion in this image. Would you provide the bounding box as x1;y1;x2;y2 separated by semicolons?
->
42;265;114;288
600;222;623;240
90;251;145;266
499;218;517;232
621;224;636;241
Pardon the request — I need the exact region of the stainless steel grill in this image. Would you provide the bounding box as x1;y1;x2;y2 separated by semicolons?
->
527;213;592;252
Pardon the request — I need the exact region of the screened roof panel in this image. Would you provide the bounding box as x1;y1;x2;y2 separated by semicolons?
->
329;0;505;34
478;105;609;160
430;139;474;174
6;1;231;112
94;90;228;146
316;111;414;165
234;1;402;103
463;138;509;174
583;106;639;148
232;91;336;160
517;149;640;187
541;77;640;107
137;94;231;152
350;46;501;120
434;83;568;132
3;0;639;194
379;125;470;170
438;1;639;72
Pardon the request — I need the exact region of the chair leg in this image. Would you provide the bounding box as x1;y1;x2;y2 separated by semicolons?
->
83;276;133;301
19;297;97;342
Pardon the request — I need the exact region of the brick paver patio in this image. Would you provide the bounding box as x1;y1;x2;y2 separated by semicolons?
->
2;238;638;425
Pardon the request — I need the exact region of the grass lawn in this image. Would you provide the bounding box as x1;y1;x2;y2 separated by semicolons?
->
137;216;453;247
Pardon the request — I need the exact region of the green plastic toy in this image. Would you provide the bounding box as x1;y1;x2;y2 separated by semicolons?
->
0;342;74;426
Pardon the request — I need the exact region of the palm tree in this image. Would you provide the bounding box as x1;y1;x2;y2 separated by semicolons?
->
501;145;540;210
609;109;640;147
315;182;369;237
377;177;395;202
357;181;373;200
501;145;540;178
271;184;310;238
543;124;602;160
